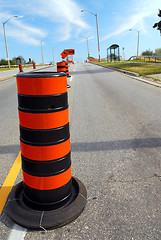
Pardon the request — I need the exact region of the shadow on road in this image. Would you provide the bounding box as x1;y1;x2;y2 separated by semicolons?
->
70;68;113;75
71;138;161;152
0;145;20;154
1;138;161;154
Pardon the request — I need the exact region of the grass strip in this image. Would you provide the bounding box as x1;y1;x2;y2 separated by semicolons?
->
93;61;161;76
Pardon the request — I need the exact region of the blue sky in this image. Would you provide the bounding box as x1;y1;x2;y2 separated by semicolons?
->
0;0;161;64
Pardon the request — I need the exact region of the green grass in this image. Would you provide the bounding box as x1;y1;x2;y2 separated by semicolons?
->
93;61;161;76
0;67;18;72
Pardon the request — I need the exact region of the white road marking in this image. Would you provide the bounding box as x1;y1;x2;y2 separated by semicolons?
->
8;224;27;240
69;76;73;82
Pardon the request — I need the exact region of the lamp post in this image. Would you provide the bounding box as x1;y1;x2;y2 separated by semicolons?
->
81;9;101;61
3;16;19;68
86;37;90;59
129;29;140;57
52;47;55;65
122;47;125;60
79;35;90;59
40;38;48;65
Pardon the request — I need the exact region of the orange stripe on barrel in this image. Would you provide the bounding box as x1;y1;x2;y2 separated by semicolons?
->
19;108;69;129
22;166;72;190
16;76;67;95
20;138;71;161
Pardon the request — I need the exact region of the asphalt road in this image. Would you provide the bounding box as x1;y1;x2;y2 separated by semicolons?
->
0;63;161;239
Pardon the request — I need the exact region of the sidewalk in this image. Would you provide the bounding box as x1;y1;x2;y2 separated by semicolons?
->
148;73;161;80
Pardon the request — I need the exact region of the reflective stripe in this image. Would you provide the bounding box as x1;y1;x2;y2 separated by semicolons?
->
20;138;70;161
22;166;72;190
16;76;67;95
19;108;69;129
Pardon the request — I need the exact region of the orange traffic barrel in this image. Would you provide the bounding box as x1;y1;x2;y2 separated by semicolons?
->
57;61;66;74
65;62;71;78
7;71;87;229
19;63;23;72
33;62;36;69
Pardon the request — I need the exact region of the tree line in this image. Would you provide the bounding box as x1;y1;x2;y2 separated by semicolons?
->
141;48;161;56
0;56;34;65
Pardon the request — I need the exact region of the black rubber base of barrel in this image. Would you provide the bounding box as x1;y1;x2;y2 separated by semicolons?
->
6;177;87;229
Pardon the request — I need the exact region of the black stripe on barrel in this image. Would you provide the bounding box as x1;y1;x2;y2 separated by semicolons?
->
18;93;68;113
23;179;72;210
22;152;71;177
57;61;66;73
20;123;70;146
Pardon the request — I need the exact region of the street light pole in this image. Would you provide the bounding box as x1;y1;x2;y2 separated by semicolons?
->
79;35;90;59
40;38;48;65
3;16;18;68
3;23;10;68
95;14;101;62
86;37;90;59
129;29;140;57
137;30;140;57
52;47;55;65
40;40;44;65
81;10;101;61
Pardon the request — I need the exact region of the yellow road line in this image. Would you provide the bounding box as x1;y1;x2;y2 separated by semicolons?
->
0;152;21;215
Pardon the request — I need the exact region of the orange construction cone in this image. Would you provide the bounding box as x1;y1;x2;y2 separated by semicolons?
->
7;71;87;229
19;63;23;72
33;62;36;69
65;61;71;77
57;61;67;74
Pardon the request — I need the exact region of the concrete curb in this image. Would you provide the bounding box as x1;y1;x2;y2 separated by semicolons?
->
89;62;161;88
90;62;139;77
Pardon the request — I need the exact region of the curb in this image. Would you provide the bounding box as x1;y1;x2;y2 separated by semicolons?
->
89;62;139;77
89;62;161;88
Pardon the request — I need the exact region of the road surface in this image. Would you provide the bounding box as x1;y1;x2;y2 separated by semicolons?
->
0;63;161;240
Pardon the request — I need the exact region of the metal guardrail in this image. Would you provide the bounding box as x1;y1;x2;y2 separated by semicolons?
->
0;64;33;68
128;56;161;61
0;64;51;69
0;65;17;68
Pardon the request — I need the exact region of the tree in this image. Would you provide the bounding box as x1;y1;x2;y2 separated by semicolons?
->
0;56;26;66
11;57;17;65
0;59;8;65
154;48;161;56
141;49;154;56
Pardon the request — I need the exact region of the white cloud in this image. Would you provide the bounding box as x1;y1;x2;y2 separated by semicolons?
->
1;18;47;46
26;0;89;29
0;0;89;45
101;0;161;41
